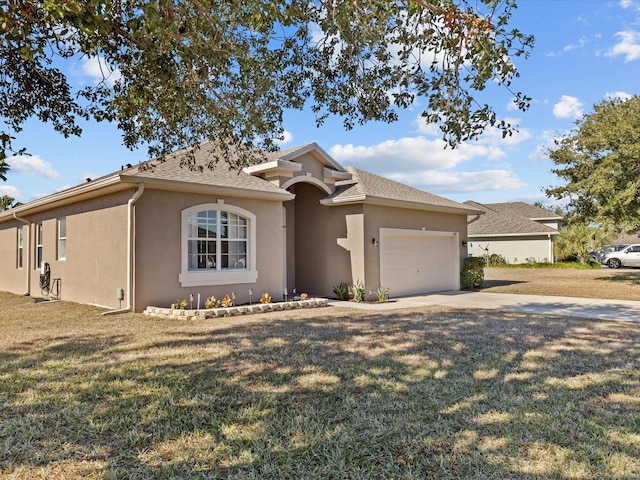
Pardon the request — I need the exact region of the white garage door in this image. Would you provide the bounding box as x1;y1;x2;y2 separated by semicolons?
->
380;229;459;297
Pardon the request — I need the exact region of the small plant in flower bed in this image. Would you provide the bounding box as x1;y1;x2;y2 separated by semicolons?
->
299;293;308;300
220;294;234;307
260;292;272;304
171;299;188;310
350;281;365;302
375;285;390;303
204;296;220;309
333;282;350;300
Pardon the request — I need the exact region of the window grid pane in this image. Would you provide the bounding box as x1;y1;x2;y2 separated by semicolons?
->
58;218;67;260
186;209;249;271
17;227;23;269
36;223;43;269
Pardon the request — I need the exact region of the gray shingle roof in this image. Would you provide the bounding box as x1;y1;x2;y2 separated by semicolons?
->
485;201;563;220
325;167;483;214
465;201;559;236
122;141;289;195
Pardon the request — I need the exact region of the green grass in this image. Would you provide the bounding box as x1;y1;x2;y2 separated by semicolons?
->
490;261;603;269
0;292;639;479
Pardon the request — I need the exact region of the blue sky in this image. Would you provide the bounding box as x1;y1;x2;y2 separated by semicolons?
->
4;0;640;207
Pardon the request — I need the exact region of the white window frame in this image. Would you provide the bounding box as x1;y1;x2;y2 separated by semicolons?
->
57;217;66;261
17;226;23;269
35;223;43;270
179;203;258;287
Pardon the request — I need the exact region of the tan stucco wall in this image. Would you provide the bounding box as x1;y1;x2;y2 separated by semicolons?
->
289;182;363;297
468;236;554;264
284;200;296;289
285;185;469;298
0;219;28;294
0;190;131;308
362;204;468;291
133;189;286;310
290;152;326;184
1;187;286;311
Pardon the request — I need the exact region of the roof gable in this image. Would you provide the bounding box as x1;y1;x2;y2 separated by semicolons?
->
322;167;484;215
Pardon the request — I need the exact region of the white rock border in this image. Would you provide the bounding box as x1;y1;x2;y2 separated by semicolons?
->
143;298;328;320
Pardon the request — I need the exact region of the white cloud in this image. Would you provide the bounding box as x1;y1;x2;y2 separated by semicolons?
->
81;56;122;86
528;130;558;162
330;126;532;195
413;116;441;136
605;90;633;100
0;184;22;199
478;120;533;148
7;155;61;179
274;130;293;145
412;114;531;149
606;30;640;62
388;169;526;194
330;136;487;172
563;37;588;52
553;95;583;119
619;0;639;10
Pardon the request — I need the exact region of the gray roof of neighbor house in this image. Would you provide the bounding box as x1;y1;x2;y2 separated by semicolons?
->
465;200;560;236
322;167;484;215
484;201;564;221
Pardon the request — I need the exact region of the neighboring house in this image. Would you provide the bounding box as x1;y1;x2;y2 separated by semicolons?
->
0;142;483;312
464;201;564;264
607;233;640;245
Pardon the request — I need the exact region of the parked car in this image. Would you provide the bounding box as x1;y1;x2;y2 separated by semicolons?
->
592;244;628;264
600;244;640;268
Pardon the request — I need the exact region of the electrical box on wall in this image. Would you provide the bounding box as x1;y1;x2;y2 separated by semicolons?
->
116;288;125;301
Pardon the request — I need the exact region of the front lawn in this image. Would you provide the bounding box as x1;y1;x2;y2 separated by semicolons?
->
1;292;639;479
482;266;640;301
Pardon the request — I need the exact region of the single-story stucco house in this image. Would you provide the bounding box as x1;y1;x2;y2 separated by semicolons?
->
0;142;484;312
464;201;564;264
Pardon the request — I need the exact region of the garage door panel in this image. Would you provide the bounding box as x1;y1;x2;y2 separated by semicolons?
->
380;231;458;297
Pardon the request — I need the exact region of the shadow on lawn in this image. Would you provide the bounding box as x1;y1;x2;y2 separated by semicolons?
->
1;306;639;479
596;271;640;285
479;279;528;289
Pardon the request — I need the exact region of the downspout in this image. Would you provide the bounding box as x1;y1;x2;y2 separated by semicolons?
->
103;183;145;315
13;212;31;295
548;233;553;264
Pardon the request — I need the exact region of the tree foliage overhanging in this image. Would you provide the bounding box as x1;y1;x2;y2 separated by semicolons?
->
546;95;640;233
0;0;533;176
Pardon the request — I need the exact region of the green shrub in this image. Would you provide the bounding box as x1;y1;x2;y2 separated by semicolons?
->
350;281;365;302
487;253;507;265
461;256;485;289
333;282;350;300
375;285;390;303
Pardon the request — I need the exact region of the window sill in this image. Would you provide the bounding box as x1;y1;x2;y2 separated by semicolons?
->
179;270;258;287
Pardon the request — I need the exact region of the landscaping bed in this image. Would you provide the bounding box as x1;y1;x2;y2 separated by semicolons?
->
144;297;328;320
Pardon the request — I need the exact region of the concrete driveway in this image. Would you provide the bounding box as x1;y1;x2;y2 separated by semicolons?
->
328;291;640;323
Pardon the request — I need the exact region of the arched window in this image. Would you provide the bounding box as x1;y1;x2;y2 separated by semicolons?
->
179;203;257;286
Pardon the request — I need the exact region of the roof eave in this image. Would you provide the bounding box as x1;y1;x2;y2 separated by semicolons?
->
468;231;561;238
242;159;302;176
0;174;126;222
531;216;564;221
120;175;295;201
322;194;485;215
